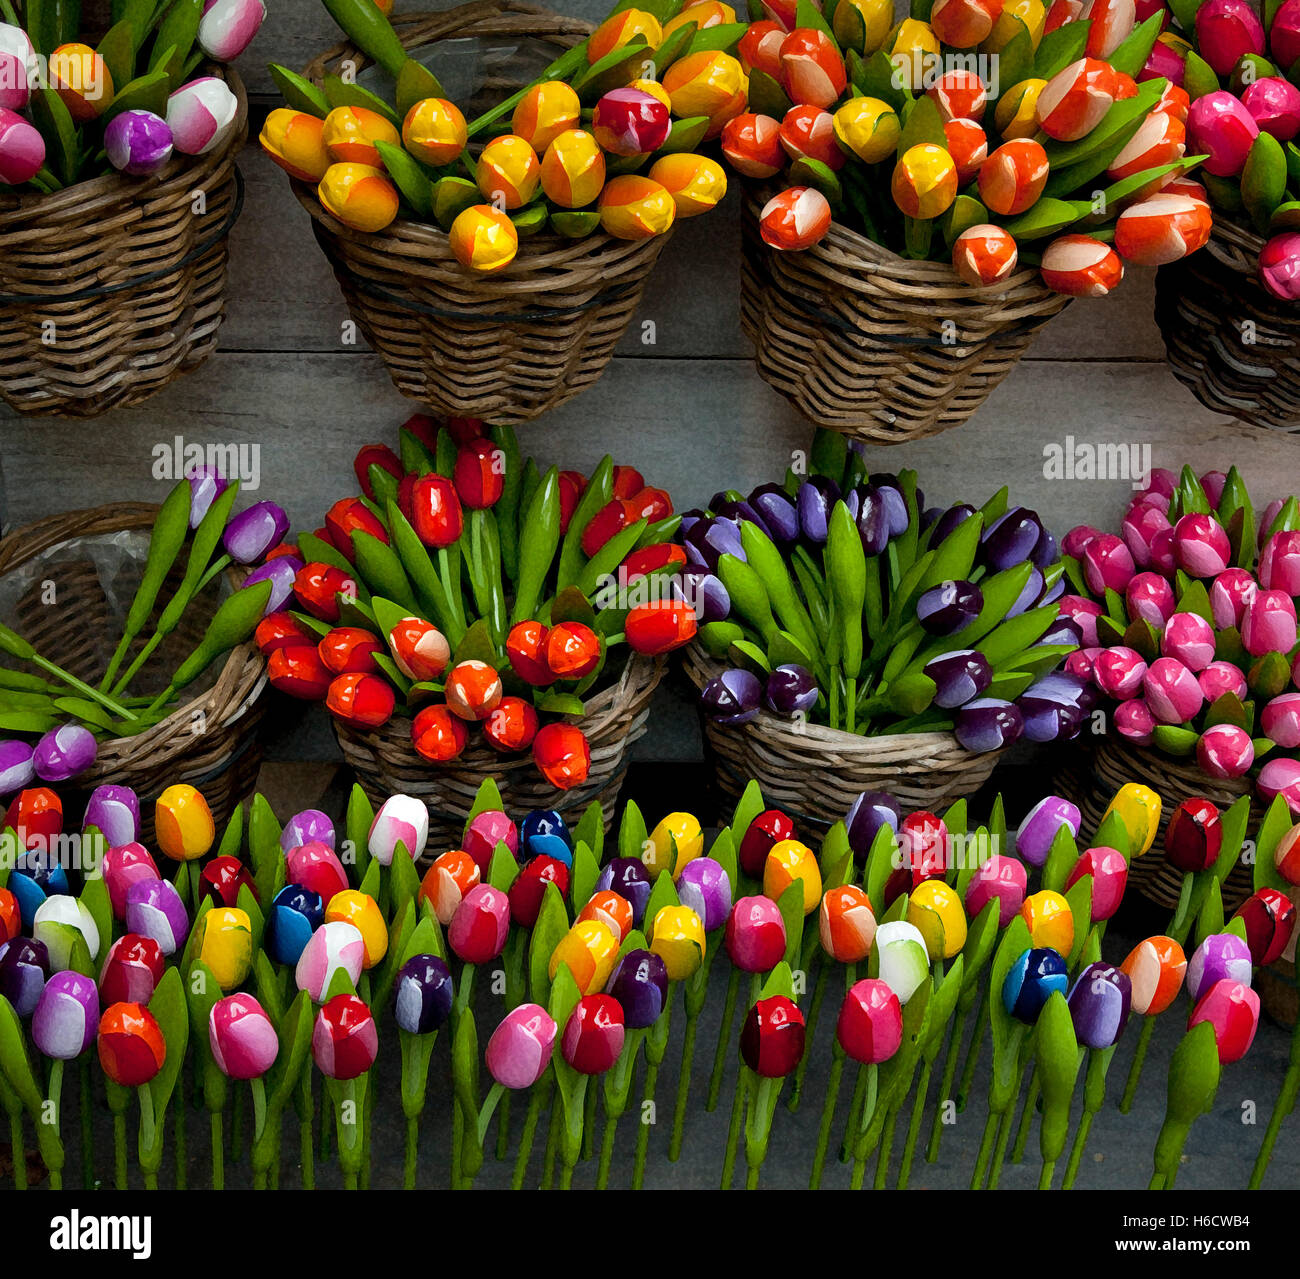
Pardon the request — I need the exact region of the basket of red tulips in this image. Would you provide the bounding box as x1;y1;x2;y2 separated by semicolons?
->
257;414;696;845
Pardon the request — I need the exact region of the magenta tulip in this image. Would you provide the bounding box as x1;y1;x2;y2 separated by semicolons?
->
1058;595;1104;646
1259;757;1300;814
1242;76;1300;141
1094;647;1148;699
1273;0;1300;71
1122;505;1171;568
1127;572;1176;627
1197;723;1255;778
1162;612;1216;672
197;0;267;61
1201;472;1229;507
1062;525;1101;558
0;24;33;110
1187;91;1259;177
1260;531;1300;594
1199;661;1248;704
1243;589;1298;657
1195;0;1264;74
209;992;279;1079
1188;979;1259;1063
1066;845;1128;921
1172;512;1232;577
1211;568;1258;629
964;854;1028;927
486;1003;557;1089
0;107;43;185
1065;647;1102;681
1114;697;1156;743
1263;693;1300;748
102;843;161;920
1082;533;1136;595
1144;657;1204;724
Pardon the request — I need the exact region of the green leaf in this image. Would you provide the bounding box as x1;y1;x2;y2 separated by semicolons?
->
998;197;1093;240
1109;12;1163;79
1033;20;1089;80
374;140;434;219
270;64;331;117
396;58;445;118
142;967;189;1173
322;73;401;126
528;882;570;1005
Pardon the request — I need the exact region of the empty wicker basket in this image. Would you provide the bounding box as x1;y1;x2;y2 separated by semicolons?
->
334;652;665;854
682;645;1004;828
0;504;268;844
0;67;247;419
1053;734;1261;912
740;189;1070;444
297;1;671;427
1155;216;1300;432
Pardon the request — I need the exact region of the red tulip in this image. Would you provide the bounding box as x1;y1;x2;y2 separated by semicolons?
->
625;599;698;654
6;786;62;850
558;471;586;533
353;443;403;500
739;809;796;878
741;994;805;1077
411;703;470;762
725;896;786;972
1234;888;1296;967
532;723;591;790
545;622;601;680
453;438;506;509
98;1001;166;1087
837;978;903;1064
449;884;511;964
561;993;625;1073
581;498;633;557
444;660;503;721
294;562;356;622
325;672;396;729
507;620;556;687
508;855;570;927
255;611;316;655
268;646;333;699
318;627;383;675
1165;798;1222;873
483;697;540;752
387;617;450;681
621;543;687;583
410;475;464;548
201;855;257;908
311;993;378;1080
99;934;165;1006
326;497;387;562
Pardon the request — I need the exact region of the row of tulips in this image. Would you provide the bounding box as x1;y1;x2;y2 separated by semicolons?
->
264;0;739;268
1;762;1299;1188
1062;463;1300;813
0;0;261;190
254;412;697;789
729;0;1212;296
682;428;1084;747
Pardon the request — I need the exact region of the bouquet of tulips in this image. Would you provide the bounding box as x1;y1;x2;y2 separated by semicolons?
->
1061;464;1300;814
262;0;743;272
681;429;1084;749
0;472;292;776
257;413;697;791
0;0;261;192
1144;0;1300;298
720;0;1215;296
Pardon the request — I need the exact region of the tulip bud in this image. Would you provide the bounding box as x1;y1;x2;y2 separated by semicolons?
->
1143;656;1204;724
1003;947;1069;1023
266;884;324;966
780;27;846;108
98;934;164;1006
1187;932;1254;1003
551;920;620;993
964;854;1028;927
562;994;625;1074
1234;887;1296;966
1243;588;1298;656
261;108;330;181
1017;795;1082;868
98;1002;166;1087
296;920;365;1003
819;885;876;963
209;992;278;1080
449;883;510;965
725;895;786;972
592;87;670;156
978;138;1049;216
1187;90;1260;177
49;44;112;122
167;76;239;156
1094;646;1148;699
105;109;174;176
893;143;959;219
1260;758;1300;813
324;890;388;970
1260;230;1300;300
512;81;580;153
741;994;806;1077
1126;572;1176;627
32;971;99;1060
954;698;1024;751
1196;0;1264;73
598;174;676;240
393;954;454;1035
1041;234;1125;296
759;186;832;250
0;24;34;111
312;993;377;1081
722;112;785;177
487;1003;557;1088
1066;845;1129;921
874;920;929;1004
286;841;348;907
509;855;570;928
1037;58;1120;140
1067;961;1132;1049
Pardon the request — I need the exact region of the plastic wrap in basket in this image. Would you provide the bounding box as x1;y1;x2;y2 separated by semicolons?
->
295;1;671;426
0;67;247;419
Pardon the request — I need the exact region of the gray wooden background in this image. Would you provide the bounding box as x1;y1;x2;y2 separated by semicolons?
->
2;0;1298;763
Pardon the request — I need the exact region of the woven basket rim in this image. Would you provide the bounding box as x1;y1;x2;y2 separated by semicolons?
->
682;643;999;762
0;64;247;220
0;502;268;753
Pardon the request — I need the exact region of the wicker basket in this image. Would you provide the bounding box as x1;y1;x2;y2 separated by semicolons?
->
1155;216;1300;431
0;504;268;844
739;188;1071;444
682;645;1005;828
1053;734;1261;912
0;67;247;419
296;0;671;426
334;652;665;853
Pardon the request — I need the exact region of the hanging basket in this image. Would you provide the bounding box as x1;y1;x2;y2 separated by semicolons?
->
1154;215;1300;431
682;645;1005;828
296;1;671;427
0;503;268;843
333;652;665;855
739;188;1070;444
0;66;247;419
1053;734;1261;912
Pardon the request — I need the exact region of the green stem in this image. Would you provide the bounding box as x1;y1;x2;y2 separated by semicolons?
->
114;1113;127;1190
451;1099;463;1190
1119;1017;1156;1115
927;1001;969;1163
1063;1108;1094;1190
1149;1170;1166;1190
841;1064;867;1163
957;989;990;1110
596;1114;619;1190
1250;1063;1300;1189
512;1080;547;1190
632;1058;660;1190
231;1086;243;1164
496;1094;512;1163
1039;1158;1056;1190
721;1068;749;1189
811;1047;845;1188
541;1097;560;1190
405;1117;418;1189
987;1105;1015;1190
873;1105;897;1189
897;1059;932;1189
32;655;136;721
175;1064;186;1189
211;1111;223;1190
668;1013;698;1161
80;1057;93;1189
45;1057;64;1189
9;1112;24;1189
583;1076;598;1162
789;963;828;1113
970;1111;998;1190
299;1072;315;1191
1011;1072;1040;1164
706;967;740;1112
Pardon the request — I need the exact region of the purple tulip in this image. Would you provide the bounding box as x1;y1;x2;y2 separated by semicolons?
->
222;500;289;564
1017;671;1092;743
125;878;189;955
925;649;992;709
701;668;762;724
982;508;1045;572
1068;962;1132;1049
684;516;744;571
846;791;901;864
797;479;838;545
1037;617;1081;649
676;857;732;932
1082;533;1136;595
104;109;173;176
197;0;267;61
595;858;652;926
1031;528;1058;569
747;485;799;549
82;784;140;848
1197;723;1255;778
606;948;668;1029
1016;795;1082;868
1005;567;1045;620
930;504;977;548
1187;90;1260;176
674;569;730;623
917;580;982;635
32;725;96;782
1243;589;1298;657
102;843;161;920
0;938;49;1016
856;486;891;557
0;740;34;794
187;465;229;529
713;496;769;538
1186;932;1253;1001
1260;231;1300;301
1199;661;1247;704
1195;0;1264;75
954;698;1023;751
0;107;44;185
1127;572;1176;627
393;954;454;1034
244;554;301;614
281;809;335;854
1144;657;1204;724
765;664;818;715
31;970;99;1059
869;477;910;537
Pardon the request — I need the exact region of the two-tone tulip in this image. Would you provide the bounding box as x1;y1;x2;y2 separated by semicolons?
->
266;884;324;966
486;1003;556;1088
1165;798;1222;874
295;920;365;1002
98;1002;166;1087
874;921;929;1004
449;884;510;964
210;993;279;1079
676;858;732;933
593;858;650;925
83;784;139;848
102;843;160;920
1020;890;1074;954
550;920;620;993
606;948;668;1028
393;954;454;1035
1189;979;1259;1063
34;895;100;968
312;993;378;1080
1187;933;1253;1001
1003;947;1069;1023
197;0;266;60
1016;795;1081;868
1066;845;1128;921
154;784;215;863
32;971;99;1059
1234;888;1296;967
562;994;625;1074
964;854;1028;926
286;840;349;906
742;994;806;1077
325;890;388;969
1068;962;1132;1049
0;937;47;1015
99;934;164;1006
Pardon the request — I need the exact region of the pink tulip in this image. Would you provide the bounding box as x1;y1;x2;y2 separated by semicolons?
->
1130;487;1170;511
1211;568;1257;629
1261;499;1286;536
1242;76;1300;142
1082;533;1136;595
1063;525;1102;558
1127;572;1176;627
1200;471;1229;507
1115;698;1156;743
197;0;267;62
1066;845;1128;921
1095;647;1148;699
0;107;44;185
0;23;33;111
1144;656;1204;724
1065;647;1103;680
1195;0;1264;75
1260;232;1300;301
1149;468;1177;497
1149;527;1176;575
102;843;161;920
1059;595;1105;647
1122;505;1171;568
1197;723;1255;779
166;77;240;156
1199;660;1248;704
1172;512;1232;578
1262;693;1300;748
1259;757;1300;815
1259;531;1300;594
1271;0;1300;68
486;1003;557;1089
209;992;278;1080
1186;90;1260;176
964;854;1028;928
1243;589;1298;657
1142;38;1185;84
1294;650;1300;688
1162;612;1216;671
